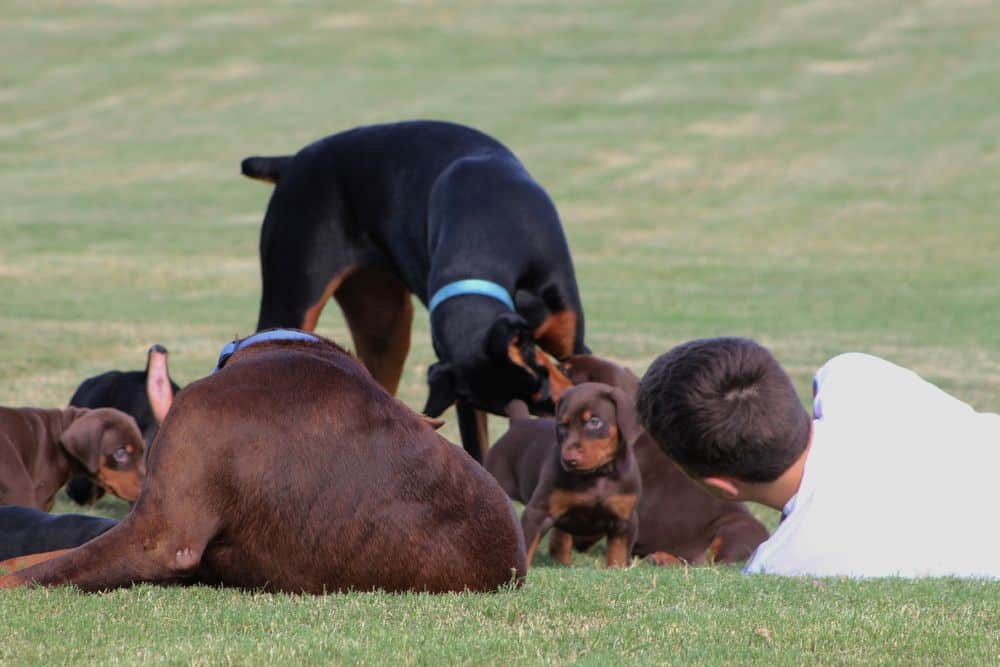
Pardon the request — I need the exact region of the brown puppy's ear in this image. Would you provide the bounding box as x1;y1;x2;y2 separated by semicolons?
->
146;344;174;424
424;362;457;418
604;387;643;446
59;413;104;475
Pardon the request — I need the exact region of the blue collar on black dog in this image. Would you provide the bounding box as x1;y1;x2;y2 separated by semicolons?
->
213;329;320;373
428;279;514;314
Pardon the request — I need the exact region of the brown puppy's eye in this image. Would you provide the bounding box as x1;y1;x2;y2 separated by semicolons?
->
113;448;130;464
585;416;603;430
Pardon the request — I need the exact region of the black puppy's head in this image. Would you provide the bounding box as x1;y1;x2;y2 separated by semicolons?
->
424;312;572;417
555;382;642;473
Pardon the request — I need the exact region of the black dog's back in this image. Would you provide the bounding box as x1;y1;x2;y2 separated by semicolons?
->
0;506;116;560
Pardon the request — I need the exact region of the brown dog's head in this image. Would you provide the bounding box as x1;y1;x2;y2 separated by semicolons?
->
559;354;640;396
60;408;146;502
555;382;642;473
424;311;574;417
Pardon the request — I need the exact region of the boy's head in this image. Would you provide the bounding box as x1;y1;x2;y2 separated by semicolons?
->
636;337;810;486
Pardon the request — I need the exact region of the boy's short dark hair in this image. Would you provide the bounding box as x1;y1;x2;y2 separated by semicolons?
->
636;337;810;483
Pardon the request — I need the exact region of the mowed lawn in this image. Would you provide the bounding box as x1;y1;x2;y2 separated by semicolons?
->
1;0;999;664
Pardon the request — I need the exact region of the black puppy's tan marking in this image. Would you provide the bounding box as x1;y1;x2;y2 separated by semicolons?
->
243;121;586;461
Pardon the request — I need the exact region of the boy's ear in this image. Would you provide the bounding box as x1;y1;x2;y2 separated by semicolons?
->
423;362;457;418
701;476;741;500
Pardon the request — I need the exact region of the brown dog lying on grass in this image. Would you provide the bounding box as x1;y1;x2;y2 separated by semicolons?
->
1;331;526;593
559;354;769;565
486;383;643;568
0;406;145;510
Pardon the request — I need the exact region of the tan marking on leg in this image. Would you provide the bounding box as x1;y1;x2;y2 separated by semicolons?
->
301;265;359;332
0;548;75;574
335;267;413;395
605;492;637;520
533;310;577;360
606;534;630;568
525;533;543;567
548;528;573;565
708;536;724;564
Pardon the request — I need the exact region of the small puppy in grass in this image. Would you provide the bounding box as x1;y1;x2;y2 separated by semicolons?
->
486;383;643;568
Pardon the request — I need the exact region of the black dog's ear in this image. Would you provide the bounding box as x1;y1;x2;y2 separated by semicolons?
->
514;290;548;329
604;387;643;446
485;311;533;362
424;362;458;417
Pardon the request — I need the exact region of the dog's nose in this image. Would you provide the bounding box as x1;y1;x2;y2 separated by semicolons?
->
562;455;580;469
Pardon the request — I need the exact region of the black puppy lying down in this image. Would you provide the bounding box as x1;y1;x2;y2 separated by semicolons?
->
0;506;115;560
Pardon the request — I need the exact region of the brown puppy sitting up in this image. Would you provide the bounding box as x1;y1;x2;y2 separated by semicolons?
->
559;354;769;565
486;383;643;569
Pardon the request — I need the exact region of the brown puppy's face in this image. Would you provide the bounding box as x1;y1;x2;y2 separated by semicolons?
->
555;384;624;473
61;408;147;502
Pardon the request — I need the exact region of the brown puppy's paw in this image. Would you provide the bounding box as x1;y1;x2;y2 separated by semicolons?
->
644;551;687;567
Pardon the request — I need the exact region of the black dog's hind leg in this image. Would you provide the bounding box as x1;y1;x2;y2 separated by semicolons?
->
334;266;413;396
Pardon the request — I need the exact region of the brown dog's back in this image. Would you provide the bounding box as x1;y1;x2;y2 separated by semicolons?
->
2;338;526;593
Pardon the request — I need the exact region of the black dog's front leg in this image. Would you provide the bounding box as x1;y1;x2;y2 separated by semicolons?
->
456;401;489;462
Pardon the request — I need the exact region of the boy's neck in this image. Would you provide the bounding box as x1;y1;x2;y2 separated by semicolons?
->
743;421;814;511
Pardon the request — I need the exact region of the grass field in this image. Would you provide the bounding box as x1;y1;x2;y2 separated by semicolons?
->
2;0;999;664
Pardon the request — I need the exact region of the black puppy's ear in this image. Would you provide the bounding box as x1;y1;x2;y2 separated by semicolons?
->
424;362;458;417
485;311;532;362
604;387;643;446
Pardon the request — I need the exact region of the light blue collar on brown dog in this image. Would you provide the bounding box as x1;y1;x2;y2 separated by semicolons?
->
428;279;514;314
213;329;320;373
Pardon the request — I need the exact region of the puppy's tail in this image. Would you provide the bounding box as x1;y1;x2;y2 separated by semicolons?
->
240;155;292;184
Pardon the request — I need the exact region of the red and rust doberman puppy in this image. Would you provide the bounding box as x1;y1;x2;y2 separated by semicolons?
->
242;120;583;461
65;344;178;505
486;384;644;569
558;354;769;565
0;406;145;511
0;331;526;593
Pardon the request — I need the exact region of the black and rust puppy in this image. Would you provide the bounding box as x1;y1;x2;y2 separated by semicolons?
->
559;354;769;565
242;120;584;460
65;344;179;504
486;384;643;568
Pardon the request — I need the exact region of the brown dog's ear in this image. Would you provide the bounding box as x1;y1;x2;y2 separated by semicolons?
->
604;387;643;446
146;344;175;424
59;413;105;475
424;362;457;418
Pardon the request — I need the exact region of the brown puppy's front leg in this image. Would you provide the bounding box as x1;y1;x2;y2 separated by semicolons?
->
520;505;556;567
548;528;573;566
605;518;638;568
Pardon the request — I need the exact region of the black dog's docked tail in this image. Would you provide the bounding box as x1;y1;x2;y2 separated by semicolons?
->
241;155;292;184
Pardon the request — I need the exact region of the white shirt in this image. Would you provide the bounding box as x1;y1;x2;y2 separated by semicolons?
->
745;353;1000;578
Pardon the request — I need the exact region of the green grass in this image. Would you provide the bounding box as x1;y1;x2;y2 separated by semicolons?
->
2;0;999;664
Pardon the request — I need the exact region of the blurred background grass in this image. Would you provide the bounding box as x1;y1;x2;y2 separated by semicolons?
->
1;1;998;663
